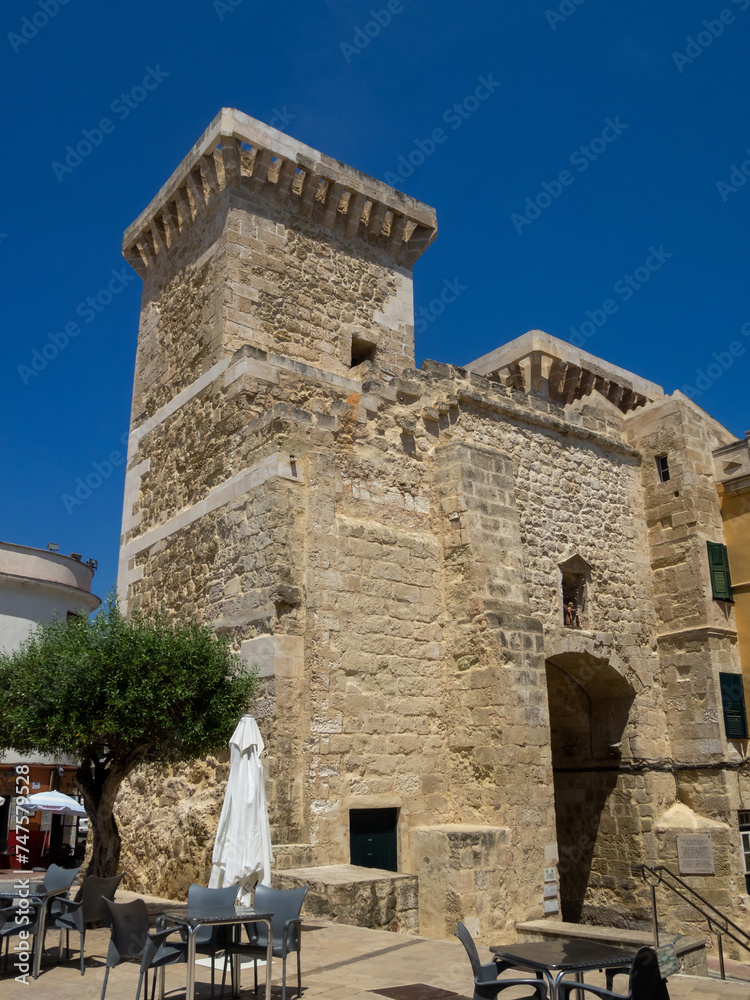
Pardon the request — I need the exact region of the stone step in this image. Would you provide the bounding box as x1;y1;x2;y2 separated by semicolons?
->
275;863;419;935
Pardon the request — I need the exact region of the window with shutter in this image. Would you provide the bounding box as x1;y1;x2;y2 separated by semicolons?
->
720;673;749;740
740;811;750;894
707;541;733;601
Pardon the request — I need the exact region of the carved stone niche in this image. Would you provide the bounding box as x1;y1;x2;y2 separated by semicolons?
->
559;554;592;629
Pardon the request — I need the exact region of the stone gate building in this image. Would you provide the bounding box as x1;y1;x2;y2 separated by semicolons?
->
116;109;750;943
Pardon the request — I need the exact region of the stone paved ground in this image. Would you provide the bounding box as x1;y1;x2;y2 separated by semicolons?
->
1;891;748;1000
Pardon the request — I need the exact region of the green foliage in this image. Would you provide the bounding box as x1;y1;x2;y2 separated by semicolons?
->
0;594;258;766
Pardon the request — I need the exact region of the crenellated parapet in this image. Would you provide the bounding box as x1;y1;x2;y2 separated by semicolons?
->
465;329;662;415
122;107;437;276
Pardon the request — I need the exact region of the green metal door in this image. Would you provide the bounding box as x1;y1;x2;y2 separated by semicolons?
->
349;808;398;871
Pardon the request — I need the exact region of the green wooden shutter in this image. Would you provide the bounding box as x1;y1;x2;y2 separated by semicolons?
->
707;541;733;601
720;673;749;739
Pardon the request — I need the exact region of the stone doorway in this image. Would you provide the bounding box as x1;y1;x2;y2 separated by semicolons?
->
350;807;399;872
545;649;635;921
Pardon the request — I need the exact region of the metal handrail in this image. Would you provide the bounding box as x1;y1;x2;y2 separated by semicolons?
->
635;863;750;980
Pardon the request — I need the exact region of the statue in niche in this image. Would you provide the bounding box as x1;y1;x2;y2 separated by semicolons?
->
560;554;591;629
564;599;581;629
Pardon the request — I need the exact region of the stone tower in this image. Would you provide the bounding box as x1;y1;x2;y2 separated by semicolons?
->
118;110;749;946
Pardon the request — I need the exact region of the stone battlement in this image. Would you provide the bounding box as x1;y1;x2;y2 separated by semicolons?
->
466;329;663;414
122;107;438;276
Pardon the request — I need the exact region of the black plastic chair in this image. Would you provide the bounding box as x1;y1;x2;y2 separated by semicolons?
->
221;883;308;1000
557;947;670;1000
455;921;547;1000
186;882;240;996
43;863;81;893
49;872;124;975
44;863;82;922
1;902;41;973
101;897;187;1000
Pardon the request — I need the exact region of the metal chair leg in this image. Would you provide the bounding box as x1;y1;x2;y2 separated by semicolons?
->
100;966;110;1000
220;953;228;998
220;949;235;999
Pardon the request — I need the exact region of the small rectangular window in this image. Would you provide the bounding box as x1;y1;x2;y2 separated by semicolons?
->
707;541;733;601
350;335;377;368
720;673;748;740
656;455;670;482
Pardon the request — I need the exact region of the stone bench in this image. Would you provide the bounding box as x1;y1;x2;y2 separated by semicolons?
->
275;863;419;934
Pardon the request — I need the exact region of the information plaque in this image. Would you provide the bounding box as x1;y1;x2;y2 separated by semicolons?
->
676;834;715;875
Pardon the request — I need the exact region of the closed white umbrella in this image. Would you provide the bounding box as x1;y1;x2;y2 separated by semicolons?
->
22;790;86;816
209;714;273;905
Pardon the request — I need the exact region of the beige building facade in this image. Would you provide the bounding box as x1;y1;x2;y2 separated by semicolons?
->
116;109;750;944
0;541;100;652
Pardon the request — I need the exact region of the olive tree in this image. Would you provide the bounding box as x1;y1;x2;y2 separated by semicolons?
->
0;595;257;878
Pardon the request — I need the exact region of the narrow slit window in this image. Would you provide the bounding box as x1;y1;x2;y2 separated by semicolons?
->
656;455;670;482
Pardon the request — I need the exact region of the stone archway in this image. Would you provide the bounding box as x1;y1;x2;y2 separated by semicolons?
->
544;634;636;921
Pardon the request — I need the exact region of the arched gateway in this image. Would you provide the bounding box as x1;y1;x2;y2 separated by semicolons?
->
545;634;637;921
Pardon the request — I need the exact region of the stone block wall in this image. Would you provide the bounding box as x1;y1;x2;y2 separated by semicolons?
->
221;200;416;375
412;825;514;940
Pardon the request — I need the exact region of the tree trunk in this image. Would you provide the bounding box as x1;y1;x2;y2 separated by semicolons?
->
85;798;122;879
75;756;130;879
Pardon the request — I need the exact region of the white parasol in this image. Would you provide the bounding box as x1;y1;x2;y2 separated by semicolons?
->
22;790;86;816
209;714;273;905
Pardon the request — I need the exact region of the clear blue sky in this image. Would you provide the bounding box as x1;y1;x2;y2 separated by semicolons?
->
1;0;748;601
